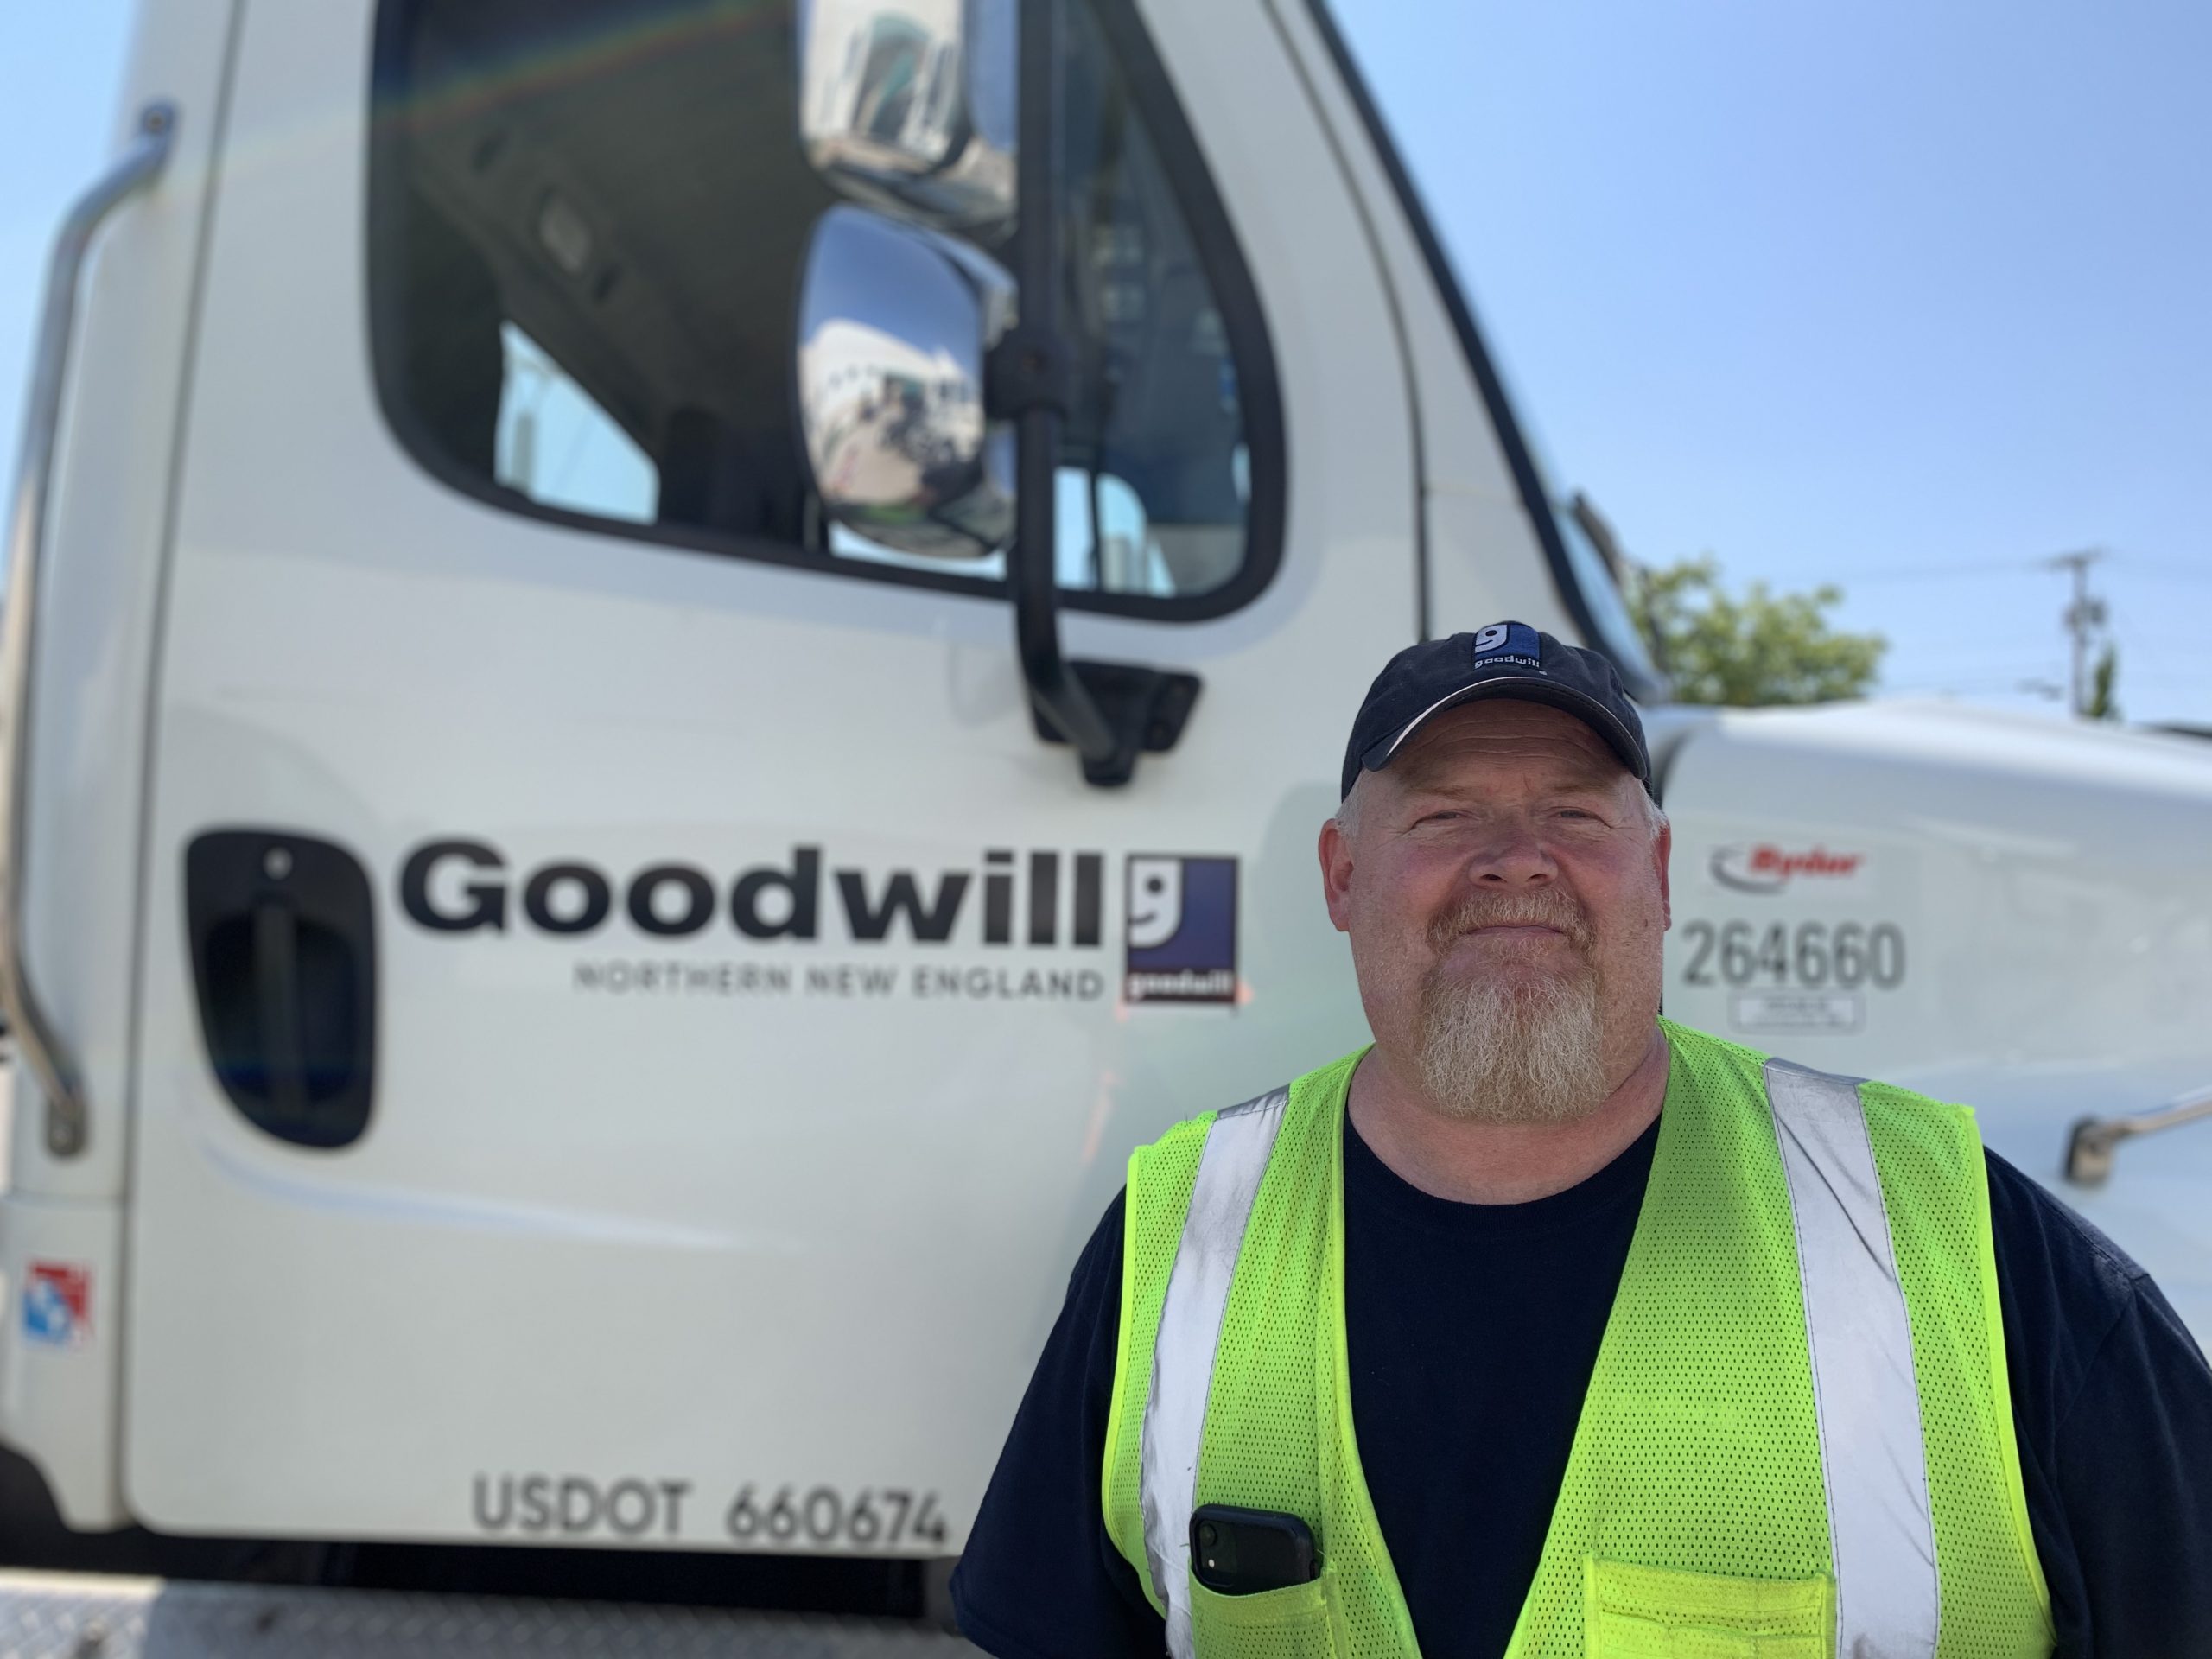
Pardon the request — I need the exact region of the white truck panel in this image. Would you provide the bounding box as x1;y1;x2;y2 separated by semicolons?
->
1250;0;1526;510
1425;489;1586;644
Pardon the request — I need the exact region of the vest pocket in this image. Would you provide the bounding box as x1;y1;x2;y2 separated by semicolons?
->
1187;1564;1345;1659
1584;1558;1834;1658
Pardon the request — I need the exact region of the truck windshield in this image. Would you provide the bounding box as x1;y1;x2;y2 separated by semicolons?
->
1313;2;1662;695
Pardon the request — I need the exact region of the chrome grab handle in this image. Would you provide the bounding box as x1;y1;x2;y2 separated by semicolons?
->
2066;1084;2212;1187
0;100;179;1158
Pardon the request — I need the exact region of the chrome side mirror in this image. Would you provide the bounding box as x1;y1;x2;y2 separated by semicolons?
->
797;0;1015;236
796;205;1014;559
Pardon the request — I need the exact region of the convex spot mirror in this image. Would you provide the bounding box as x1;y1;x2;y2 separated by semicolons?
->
797;0;1015;236
797;205;1014;560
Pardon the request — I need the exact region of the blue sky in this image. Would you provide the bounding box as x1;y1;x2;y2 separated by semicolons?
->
1330;0;2212;724
4;1;2205;723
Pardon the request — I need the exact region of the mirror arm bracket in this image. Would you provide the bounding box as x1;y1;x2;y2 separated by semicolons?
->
985;328;1075;422
1027;661;1203;785
1001;0;1138;788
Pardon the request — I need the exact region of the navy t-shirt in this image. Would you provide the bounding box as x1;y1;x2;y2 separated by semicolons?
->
950;1109;2212;1657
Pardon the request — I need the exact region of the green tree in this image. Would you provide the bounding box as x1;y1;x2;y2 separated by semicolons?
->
2086;642;2120;721
1630;555;1885;707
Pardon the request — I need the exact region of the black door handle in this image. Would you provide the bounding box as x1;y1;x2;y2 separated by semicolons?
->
186;830;376;1148
251;896;308;1124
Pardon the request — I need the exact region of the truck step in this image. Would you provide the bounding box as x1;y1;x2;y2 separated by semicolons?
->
0;1571;982;1658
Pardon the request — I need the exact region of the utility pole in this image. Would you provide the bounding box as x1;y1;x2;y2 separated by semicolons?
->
2045;548;2107;718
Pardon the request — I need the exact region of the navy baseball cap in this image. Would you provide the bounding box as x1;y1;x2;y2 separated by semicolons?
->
1340;621;1653;800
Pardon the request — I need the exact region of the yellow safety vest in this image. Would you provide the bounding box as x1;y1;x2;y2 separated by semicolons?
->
1102;1019;2051;1657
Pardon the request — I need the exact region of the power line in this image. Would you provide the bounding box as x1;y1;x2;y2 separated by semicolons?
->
1884;677;2069;693
2092;669;2212;687
2120;559;2212;586
2107;617;2202;655
1835;558;2045;585
1817;550;2209;590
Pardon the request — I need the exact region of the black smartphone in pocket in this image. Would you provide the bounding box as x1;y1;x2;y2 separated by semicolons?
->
1190;1504;1319;1594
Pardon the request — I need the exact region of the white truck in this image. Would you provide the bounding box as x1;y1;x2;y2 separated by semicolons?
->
2;0;2207;1623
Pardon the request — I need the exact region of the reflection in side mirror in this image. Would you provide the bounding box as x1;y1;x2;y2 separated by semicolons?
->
797;0;1015;235
797;206;1014;560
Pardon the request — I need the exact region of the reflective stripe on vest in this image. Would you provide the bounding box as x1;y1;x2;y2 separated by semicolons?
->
1767;1058;1941;1655
1140;1087;1289;1659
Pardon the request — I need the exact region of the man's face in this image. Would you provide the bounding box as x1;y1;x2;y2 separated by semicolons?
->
1319;699;1671;1121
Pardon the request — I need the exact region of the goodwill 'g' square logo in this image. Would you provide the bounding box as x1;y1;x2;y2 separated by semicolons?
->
1124;855;1237;1005
1471;620;1541;670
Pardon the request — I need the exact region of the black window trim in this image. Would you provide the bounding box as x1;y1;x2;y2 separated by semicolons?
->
1295;0;1662;699
364;0;1286;626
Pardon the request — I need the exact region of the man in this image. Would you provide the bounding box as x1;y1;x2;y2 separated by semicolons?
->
951;625;2212;1656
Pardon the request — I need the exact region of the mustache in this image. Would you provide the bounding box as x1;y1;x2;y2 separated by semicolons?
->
1426;888;1595;954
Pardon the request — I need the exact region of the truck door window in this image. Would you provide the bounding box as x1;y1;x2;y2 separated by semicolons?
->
369;0;1281;620
495;323;657;524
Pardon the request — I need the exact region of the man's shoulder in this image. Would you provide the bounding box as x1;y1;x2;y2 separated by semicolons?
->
1131;1051;1369;1158
1980;1144;2151;1321
1976;1136;2212;1599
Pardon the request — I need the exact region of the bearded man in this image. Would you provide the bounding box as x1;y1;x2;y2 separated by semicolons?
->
951;626;2212;1658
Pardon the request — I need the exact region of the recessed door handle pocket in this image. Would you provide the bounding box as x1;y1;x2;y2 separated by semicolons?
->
186;830;376;1148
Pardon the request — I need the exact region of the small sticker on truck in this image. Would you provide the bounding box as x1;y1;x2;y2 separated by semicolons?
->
1730;991;1866;1034
23;1262;90;1348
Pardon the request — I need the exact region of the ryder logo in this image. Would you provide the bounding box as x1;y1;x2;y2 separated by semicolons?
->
1709;844;1864;895
1125;856;1238;1005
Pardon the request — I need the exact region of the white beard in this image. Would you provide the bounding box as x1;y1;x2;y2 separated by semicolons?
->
1411;954;1610;1125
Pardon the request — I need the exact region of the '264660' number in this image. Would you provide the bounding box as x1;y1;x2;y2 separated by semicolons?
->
724;1484;949;1550
1680;920;1904;989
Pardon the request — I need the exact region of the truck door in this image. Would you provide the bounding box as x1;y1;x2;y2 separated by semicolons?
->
124;0;1421;1546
